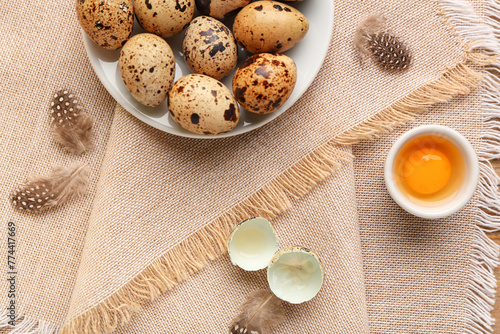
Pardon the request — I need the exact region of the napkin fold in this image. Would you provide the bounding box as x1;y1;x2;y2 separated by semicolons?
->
0;0;499;333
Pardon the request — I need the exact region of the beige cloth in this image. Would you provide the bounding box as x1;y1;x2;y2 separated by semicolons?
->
117;154;371;333
0;0;116;329
355;90;485;333
0;0;497;333
112;81;497;334
64;0;467;328
115;86;496;334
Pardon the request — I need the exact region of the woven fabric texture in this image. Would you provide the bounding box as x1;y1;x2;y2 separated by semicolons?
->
0;0;494;332
0;0;116;328
354;91;482;333
116;155;371;333
64;0;465;326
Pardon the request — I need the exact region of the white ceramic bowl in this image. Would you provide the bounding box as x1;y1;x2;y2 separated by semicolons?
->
82;0;334;139
384;125;479;219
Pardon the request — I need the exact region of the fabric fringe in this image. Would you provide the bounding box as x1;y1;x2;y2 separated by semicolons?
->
332;53;487;145
437;0;500;333
465;226;500;334
57;3;499;333
438;0;500;54
0;312;58;334
470;64;500;333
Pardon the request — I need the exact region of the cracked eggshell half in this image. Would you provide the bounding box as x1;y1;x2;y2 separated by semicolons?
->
228;217;279;271
267;246;324;304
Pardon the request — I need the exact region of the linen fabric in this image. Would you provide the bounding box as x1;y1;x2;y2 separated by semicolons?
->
64;0;465;325
116;155;371;333
0;0;495;332
113;84;492;334
0;1;116;328
354;91;485;333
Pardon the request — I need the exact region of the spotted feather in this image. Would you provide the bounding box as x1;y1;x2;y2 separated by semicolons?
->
50;90;93;155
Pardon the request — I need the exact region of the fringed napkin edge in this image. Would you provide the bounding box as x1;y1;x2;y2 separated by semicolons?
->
439;0;500;332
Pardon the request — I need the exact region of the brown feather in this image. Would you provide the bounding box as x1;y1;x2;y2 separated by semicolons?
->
354;14;411;71
50;89;93;155
229;290;285;334
10;162;90;213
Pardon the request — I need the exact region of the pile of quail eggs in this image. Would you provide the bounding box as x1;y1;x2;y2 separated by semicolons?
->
77;0;309;135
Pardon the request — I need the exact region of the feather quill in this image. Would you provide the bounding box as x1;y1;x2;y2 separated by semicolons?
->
229;290;285;334
50;89;93;155
10;162;90;213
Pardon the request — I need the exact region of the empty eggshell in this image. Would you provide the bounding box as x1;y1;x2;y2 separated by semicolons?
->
135;0;195;37
228;217;280;271
233;1;309;53
196;0;251;19
232;53;297;114
183;16;238;80
119;33;176;107
267;246;324;304
168;74;240;135
77;0;134;50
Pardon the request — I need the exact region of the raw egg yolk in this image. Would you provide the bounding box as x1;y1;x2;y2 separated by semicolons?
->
403;148;451;195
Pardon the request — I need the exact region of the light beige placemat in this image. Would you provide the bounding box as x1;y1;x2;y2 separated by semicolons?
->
0;1;116;332
353;1;500;331
116;153;371;333
113;91;495;334
0;0;497;332
354;90;500;333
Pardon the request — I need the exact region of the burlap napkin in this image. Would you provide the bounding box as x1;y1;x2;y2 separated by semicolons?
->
354;2;500;331
355;91;500;333
0;0;498;332
116;154;372;333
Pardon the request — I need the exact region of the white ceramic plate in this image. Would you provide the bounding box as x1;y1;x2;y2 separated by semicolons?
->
82;0;334;139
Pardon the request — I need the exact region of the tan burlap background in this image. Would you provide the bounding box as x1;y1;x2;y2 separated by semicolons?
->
0;0;498;332
354;89;498;333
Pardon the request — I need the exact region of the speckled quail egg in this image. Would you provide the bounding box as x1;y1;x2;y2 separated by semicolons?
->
233;1;309;53
267;246;324;304
168;74;240;135
196;0;251;19
232;53;297;114
183;16;238;80
77;0;134;50
135;0;195;37
119;33;175;107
